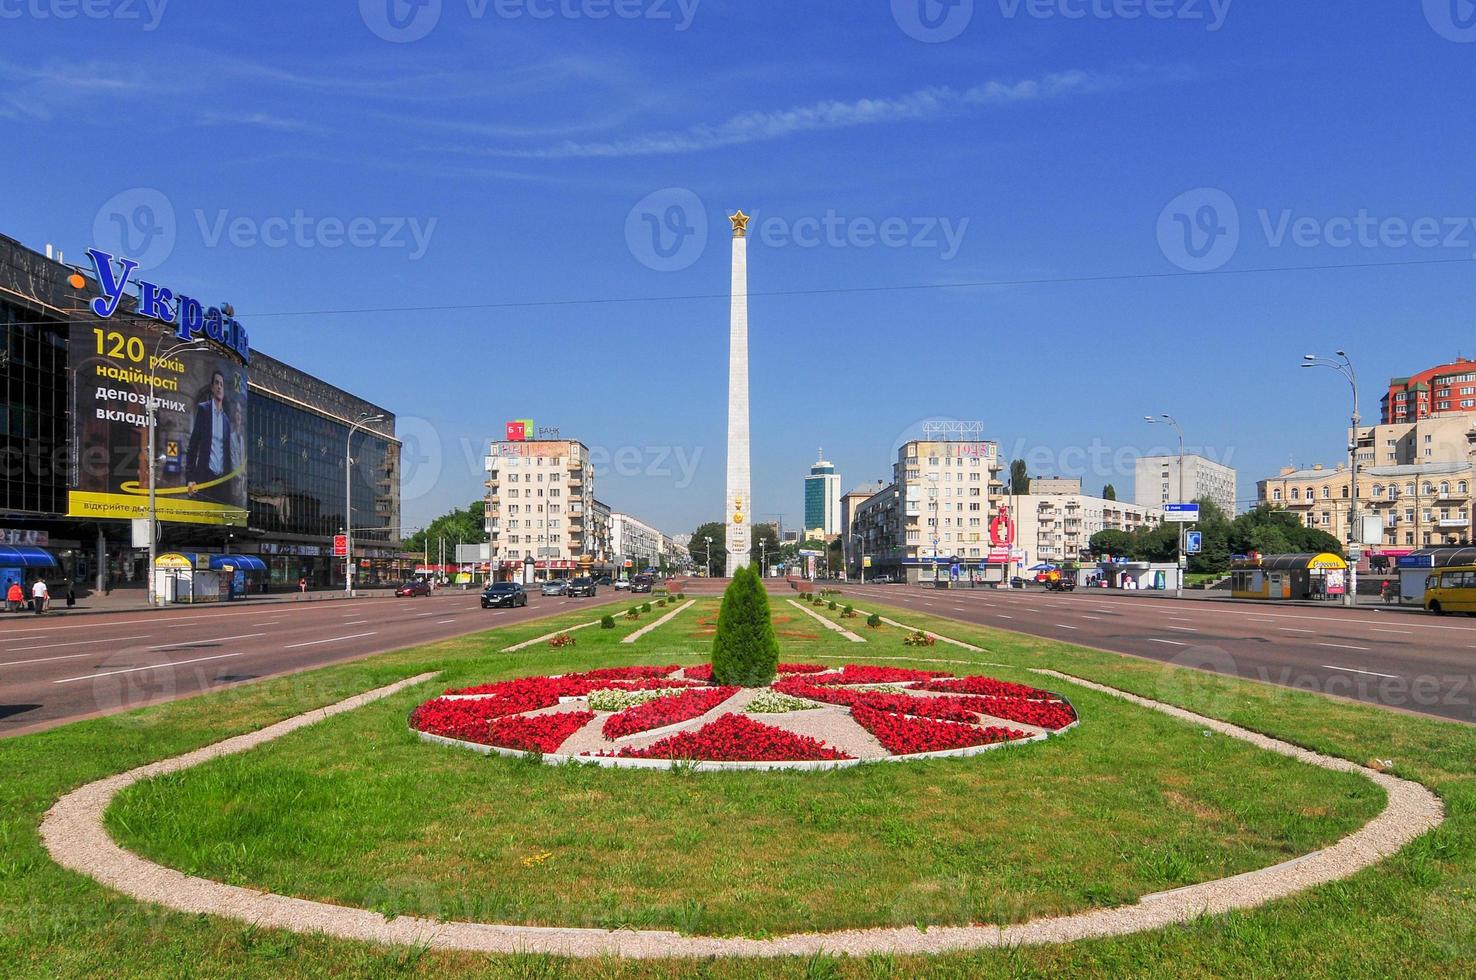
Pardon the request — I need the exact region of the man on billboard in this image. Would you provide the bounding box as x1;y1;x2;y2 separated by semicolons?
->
186;369;235;503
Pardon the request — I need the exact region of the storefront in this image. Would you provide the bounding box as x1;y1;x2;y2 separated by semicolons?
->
152;552;267;603
1231;553;1348;601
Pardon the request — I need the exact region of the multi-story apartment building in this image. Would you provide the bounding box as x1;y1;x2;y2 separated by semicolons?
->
851;482;901;577
841;481;889;575
1011;490;1163;565
484;438;594;581
1381;357;1476;423
1257;411;1476;554
898;439;1005;576
659;533;690;572
804;452;841;536
610;512;662;571
1134;454;1237;516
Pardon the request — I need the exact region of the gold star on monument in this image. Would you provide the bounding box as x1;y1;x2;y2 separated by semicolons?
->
729;210;750;238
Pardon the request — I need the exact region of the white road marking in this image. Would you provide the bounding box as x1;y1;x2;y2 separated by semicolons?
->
4;634;150;653
1279;628;1315;633
54;652;241;684
1318;642;1372;652
255;621;280;627
1054;624;1078;630
1322;664;1398;678
284;632;377;650
1148;638;1186;646
1081;615;1104;620
415;612;436;618
1167;626;1198;633
0;652;93;668
997;615;1014;620
437;619;456;624
342;620;370;626
146;633;265;652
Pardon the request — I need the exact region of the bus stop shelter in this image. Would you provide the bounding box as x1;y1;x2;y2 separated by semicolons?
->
1231;553;1348;600
1396;547;1476;605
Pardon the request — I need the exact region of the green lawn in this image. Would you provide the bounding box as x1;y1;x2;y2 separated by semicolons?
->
0;592;1472;976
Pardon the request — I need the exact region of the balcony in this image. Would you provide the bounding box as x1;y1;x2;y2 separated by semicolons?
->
1285;497;1315;508
1439;517;1470;529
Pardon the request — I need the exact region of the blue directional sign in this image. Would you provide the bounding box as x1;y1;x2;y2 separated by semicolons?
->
1164;503;1201;523
1186;530;1203;554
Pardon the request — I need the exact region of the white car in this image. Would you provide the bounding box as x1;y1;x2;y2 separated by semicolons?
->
614;579;631;590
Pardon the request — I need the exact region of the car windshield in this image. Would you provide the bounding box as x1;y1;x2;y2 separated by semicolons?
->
487;584;516;593
572;578;592;585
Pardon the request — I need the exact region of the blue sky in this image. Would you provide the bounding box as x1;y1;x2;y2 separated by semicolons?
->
4;1;1474;536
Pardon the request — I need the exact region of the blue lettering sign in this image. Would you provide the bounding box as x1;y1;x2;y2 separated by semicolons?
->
86;247;251;363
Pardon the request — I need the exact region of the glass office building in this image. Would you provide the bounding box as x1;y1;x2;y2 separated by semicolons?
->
0;233;402;593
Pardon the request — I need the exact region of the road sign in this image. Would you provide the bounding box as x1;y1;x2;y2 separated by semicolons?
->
1186;530;1203;554
1164;503;1200;523
333;534;348;557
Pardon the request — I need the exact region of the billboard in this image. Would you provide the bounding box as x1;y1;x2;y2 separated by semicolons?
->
70;319;249;526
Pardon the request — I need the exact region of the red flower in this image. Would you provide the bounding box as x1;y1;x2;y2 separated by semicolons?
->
487;711;594;753
684;664;714;682
806;665;951;686
606;713;852;761
777;663;829;674
602;687;739;739
850;705;1028;754
915;676;1055;700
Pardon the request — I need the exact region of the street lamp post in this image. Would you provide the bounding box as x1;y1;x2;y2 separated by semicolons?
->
1144;414;1187;598
146;336;210;607
345;412;386;597
1303;352;1361;608
704;536;713;578
925;472;941;586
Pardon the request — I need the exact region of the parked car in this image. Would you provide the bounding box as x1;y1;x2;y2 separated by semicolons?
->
394;580;431;598
629;575;653;594
481;582;527;608
541;579;569;597
567;576;597;598
613;578;631;590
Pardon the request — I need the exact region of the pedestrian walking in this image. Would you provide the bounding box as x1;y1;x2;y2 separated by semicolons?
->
66;585;76;608
30;578;49;615
5;581;22;613
298;577;307;594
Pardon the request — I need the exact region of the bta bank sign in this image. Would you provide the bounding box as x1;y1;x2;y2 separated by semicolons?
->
85;247;251;362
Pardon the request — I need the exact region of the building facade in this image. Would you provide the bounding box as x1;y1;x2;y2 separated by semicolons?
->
1134;454;1237;516
1258;461;1474;553
0;233;400;594
1381;357;1476;423
840;481;888;576
804;452;841;536
484;438;595;580
610;511;661;571
1011;490;1163;565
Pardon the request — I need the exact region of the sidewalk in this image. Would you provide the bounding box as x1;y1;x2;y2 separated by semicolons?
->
930;581;1426;615
0;586;459;620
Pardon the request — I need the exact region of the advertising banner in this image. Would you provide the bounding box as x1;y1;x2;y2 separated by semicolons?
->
70;319;249;526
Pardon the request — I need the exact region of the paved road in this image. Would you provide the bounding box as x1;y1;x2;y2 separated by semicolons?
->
834;582;1476;725
0;590;593;738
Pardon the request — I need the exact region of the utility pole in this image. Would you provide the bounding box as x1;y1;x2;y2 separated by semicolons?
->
1145;414;1187;598
1303;352;1361;607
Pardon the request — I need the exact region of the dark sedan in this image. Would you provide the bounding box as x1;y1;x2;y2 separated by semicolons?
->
481;582;527;608
629;575;654;594
394;580;431;597
567;576;597;598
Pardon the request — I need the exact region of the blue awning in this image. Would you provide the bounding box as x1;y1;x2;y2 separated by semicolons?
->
208;554;267;572
0;546;57;568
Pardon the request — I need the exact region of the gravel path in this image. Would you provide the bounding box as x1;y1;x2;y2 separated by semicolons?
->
38;658;1445;960
621;600;696;644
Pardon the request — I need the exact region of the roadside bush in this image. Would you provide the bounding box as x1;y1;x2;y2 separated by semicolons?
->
657;598;668;607
902;630;935;647
866;613;882;629
842;604;856;618
641;602;652;613
711;566;780;687
600;615;616;629
828;600;838;610
626;607;640;620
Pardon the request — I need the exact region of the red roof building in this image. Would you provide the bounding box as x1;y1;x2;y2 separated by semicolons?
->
1381;358;1476;424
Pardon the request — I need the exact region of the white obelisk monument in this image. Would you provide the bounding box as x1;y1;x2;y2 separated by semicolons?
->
724;210;752;578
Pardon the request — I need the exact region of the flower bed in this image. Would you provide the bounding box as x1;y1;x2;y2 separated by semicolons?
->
745;690;822;714
914;676;1056;700
603;714;852;762
488;711;594;753
851;705;1028;755
412;663;1075;768
806;665;951;686
602;686;739;739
